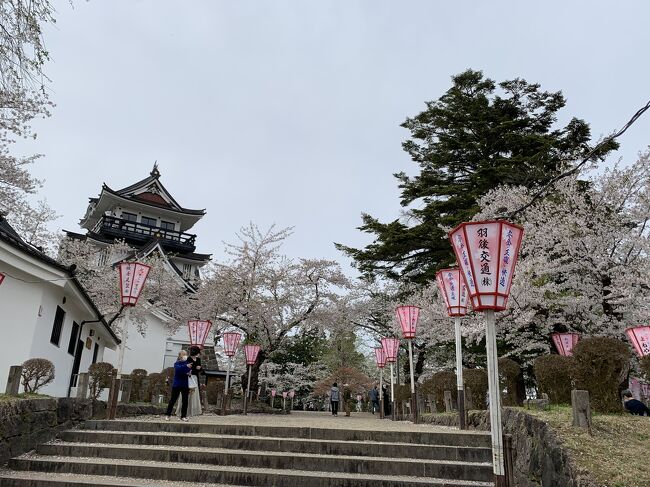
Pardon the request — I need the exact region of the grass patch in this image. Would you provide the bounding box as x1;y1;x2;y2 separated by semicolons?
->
523;405;650;487
0;393;51;402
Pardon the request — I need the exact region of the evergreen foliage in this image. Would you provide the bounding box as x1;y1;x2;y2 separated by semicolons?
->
337;69;617;284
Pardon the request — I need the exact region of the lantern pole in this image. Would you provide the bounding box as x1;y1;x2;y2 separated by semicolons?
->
407;338;417;423
115;306;131;379
221;355;233;415
455;316;466;429
485;309;505;485
243;363;252;415
379;368;384;419
389;362;395;421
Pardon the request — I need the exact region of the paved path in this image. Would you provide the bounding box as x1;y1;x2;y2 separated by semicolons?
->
125;410;460;433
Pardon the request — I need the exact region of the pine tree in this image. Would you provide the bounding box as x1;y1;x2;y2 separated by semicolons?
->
336;69;617;284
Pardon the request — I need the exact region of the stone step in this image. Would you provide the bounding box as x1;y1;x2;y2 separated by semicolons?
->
82;420;491;447
7;456;495;487
0;470;245;487
60;430;493;462
35;442;492;481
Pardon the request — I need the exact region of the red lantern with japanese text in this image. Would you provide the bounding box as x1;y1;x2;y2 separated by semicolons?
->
271;388;276;397
187;320;213;349
118;262;151;306
244;344;261;365
374;347;387;369
626;326;650;357
222;332;241;357
551;332;580;356
381;337;400;363
395;305;420;339
449;220;524;311
435;268;469;317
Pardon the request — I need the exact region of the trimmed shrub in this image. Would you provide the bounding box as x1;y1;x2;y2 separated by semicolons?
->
432;371;457;411
21;358;55;393
640;356;650;381
130;369;148;402
533;355;573;404
163;367;175;395
463;368;488;410
498;357;522;406
572;337;630;413
88;362;113;400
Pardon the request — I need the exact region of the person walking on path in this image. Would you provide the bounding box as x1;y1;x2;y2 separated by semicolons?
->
369;385;380;415
330;383;340;416
165;350;192;421
382;384;391;417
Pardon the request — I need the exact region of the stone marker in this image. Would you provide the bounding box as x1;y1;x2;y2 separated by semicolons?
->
465;387;474;411
120;379;132;403
5;365;22;395
427;394;436;413
571;389;592;431
444;390;454;412
76;373;89;399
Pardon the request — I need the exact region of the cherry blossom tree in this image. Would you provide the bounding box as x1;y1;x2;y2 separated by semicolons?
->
472;149;650;368
0;1;58;251
197;224;349;392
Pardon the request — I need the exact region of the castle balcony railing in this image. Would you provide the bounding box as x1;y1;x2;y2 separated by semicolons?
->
96;215;196;253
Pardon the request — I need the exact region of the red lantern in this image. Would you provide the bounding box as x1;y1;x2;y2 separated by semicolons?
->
244;344;261;365
381;337;400;363
282;391;288;399
187;320;212;349
118;262;151;306
626;326;650;357
395;305;420;339
289;390;295;399
271;388;276;397
435;269;468;317
551;333;580;356
449;220;524;311
222;332;241;357
0;272;5;286
374;347;387;369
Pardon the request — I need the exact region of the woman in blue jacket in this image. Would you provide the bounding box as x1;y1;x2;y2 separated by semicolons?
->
165;350;192;421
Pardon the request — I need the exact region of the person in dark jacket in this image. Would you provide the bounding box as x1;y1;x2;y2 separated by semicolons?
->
382;384;391;417
369;385;379;414
330;383;340;416
622;390;650;416
165;350;192;421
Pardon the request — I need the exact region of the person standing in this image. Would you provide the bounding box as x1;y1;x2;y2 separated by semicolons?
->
369;385;380;415
330;382;340;416
176;346;203;417
382;384;391;417
165;350;192;421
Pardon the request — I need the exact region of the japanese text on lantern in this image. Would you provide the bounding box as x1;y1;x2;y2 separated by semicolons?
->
477;227;492;288
454;233;475;290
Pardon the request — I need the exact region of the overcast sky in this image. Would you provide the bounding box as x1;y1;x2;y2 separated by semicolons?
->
23;0;650;271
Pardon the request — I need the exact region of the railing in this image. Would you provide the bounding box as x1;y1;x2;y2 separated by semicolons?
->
96;215;197;253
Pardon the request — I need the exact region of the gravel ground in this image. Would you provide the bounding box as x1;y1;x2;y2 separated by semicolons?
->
107;410;472;433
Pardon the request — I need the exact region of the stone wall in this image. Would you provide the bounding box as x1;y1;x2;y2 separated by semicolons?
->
421;408;598;487
0;397;164;466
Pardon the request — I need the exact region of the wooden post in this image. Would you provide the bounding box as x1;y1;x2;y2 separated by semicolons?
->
444;390;454;412
5;365;22;395
106;369;119;420
454;316;466;429
76;373;89;399
503;434;515;487
120;379;132;403
571;390;592;432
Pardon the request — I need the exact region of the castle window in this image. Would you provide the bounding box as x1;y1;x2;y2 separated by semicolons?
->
141;216;157;227
160;221;175;231
121;212;137;222
50;306;66;346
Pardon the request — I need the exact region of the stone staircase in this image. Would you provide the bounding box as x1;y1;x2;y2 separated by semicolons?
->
0;418;494;486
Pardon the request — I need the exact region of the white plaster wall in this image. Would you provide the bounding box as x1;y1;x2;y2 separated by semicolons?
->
0;264;41;393
103;312;168;374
